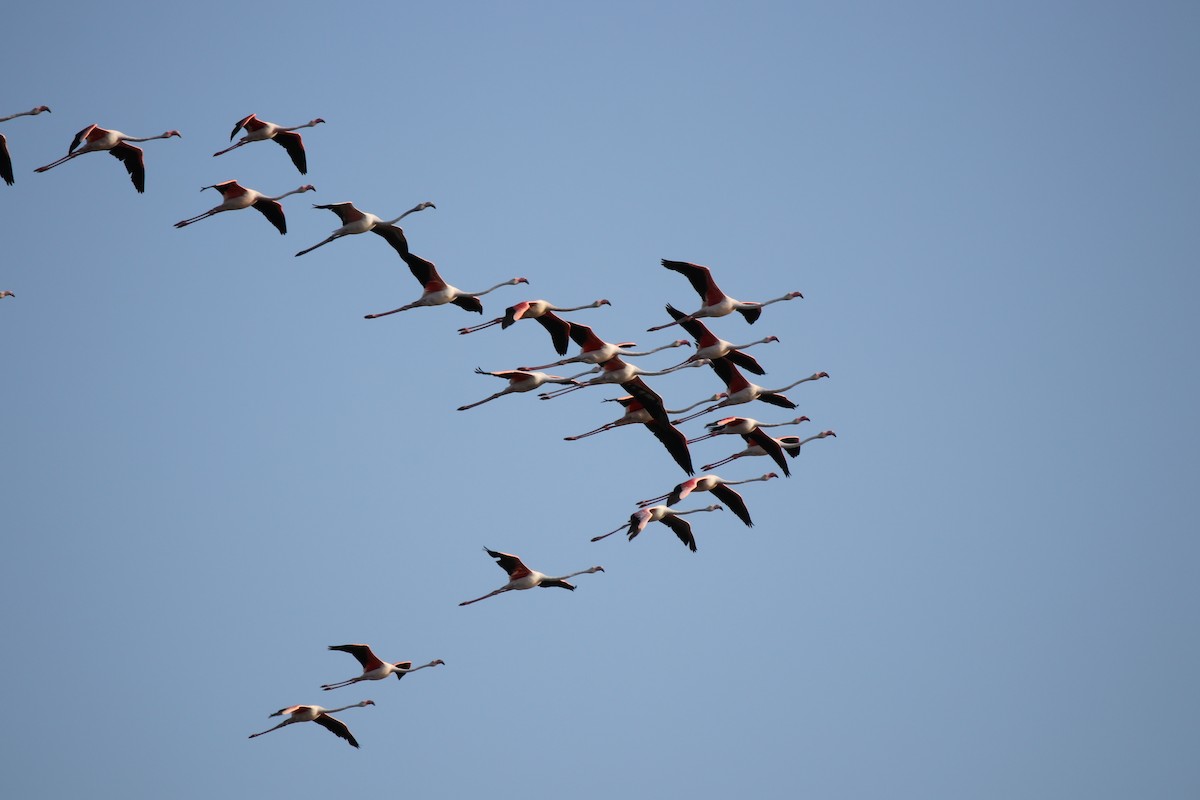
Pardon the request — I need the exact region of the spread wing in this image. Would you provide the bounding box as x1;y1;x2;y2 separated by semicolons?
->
661;259;719;302
710;483;753;527
659;514;698;552
744;429;790;476
664;303;714;343
252;199;288;234
644;419;694;475
484;548;531;579
535;312;571;355
272;130;308;174
109;142;146;193
69;124;97;154
328;644;383;671
400;251;441;286
314;713;360;748
230;114;256;140
0;134;12;185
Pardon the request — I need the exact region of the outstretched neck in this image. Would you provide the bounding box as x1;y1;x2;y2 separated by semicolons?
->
125;131;179;142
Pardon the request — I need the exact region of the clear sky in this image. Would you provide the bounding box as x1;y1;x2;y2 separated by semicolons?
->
3;2;1198;797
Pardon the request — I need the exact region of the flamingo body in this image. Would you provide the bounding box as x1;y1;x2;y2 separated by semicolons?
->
459;548;604;606
175;181;315;234
35;124;181;192
215;114;324;174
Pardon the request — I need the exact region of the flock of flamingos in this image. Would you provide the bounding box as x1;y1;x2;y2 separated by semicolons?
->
1;105;835;749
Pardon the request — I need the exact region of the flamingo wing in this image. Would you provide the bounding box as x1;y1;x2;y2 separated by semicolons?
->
208;180;243;198
664;303;714;342
723;347;767;376
272;129;308;174
566;321;603;350
451;295;484;314
619;378;668;425
370;223;410;258
314;713;360;748
534;311;571;355
108;142;146;193
710;484;753;527
400;251;439;286
659;514;699;552
485;548;532;580
229;114;256;140
328;644;384;672
708;356;747;391
537;579;575;591
392;661;413;681
744;429;790;476
644;420;695;475
738;305;763;325
252;199;288;234
661;259;720;302
757;391;797;410
0;134;12;185
69;124;97;154
315;202;363;225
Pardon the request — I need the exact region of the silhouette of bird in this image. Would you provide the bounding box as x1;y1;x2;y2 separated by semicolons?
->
647;259;802;331
248;700;374;748
591;504;724;552
0;105;50;185
321;644;444;690
174;181;314;234
637;473;779;527
458;299;610;355
35;124;182;193
660;304;780;375
213;114;324;174
458;368;585;411
295;201;434;258
459;548;604;606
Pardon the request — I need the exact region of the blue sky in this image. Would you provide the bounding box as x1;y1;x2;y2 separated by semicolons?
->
3;2;1198;797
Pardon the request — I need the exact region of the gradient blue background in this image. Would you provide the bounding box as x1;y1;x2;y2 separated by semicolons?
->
3;2;1198;797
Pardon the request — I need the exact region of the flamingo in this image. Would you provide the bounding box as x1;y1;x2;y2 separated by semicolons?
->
671;359;830;424
459;548;604;606
321;644;445;690
0;105;50;185
0;291;14;299
647;259;802;331
703;430;836;472
636;473;779;527
458;367;587;411
365;250;527;318
174;181;315;234
660;304;780;375
34;124;182;193
537;356;708;400
688;416;810;476
458;299;611;356
213;114;324;174
563;381;696;474
295;201;435;258
519;321;690;371
591;504;724;552
248;700;374;748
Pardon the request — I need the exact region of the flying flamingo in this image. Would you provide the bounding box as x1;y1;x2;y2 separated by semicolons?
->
295;201;435;258
458;299;611;356
0;105;50;186
563;381;696;474
0;291;14;299
214;114;324;174
591;504;724;552
537;356;708;400
660;304;780;375
459;548;604;606
636;473;779;527
248;700;374;748
457;367;587;411
34;124;182;193
671;359;830;424
703;430;836;472
174;181;315;234
647;259;802;331
519;321;690;371
365;251;527;318
688;416;810;476
320;644;445;690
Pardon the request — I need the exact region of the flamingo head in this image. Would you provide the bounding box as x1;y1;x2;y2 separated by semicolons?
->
707;505;725;512
165;130;183;139
312;118;326;125
672;339;690;348
821;430;837;438
513;277;530;285
300;185;316;193
795;416;811;424
35;106;51;114
590;566;606;573
788;291;803;299
596;299;612;307
763;472;780;480
766;335;780;343
815;371;830;380
360;700;376;707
